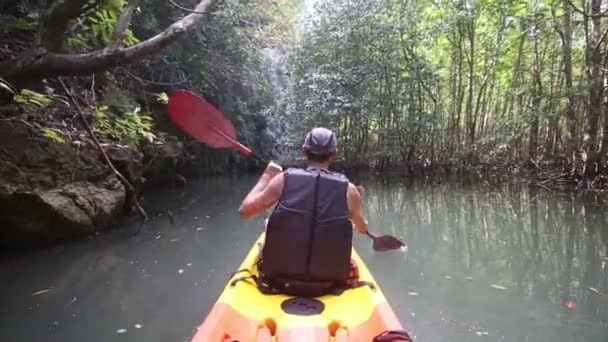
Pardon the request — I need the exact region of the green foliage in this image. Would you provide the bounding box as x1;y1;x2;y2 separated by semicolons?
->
278;0;600;165
40;128;66;144
89;9;120;44
14;89;57;108
68;0;140;50
0;14;37;36
155;92;169;104
94;105;155;146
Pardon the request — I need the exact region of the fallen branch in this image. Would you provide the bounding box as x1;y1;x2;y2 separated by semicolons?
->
539;172;568;185
58;77;148;221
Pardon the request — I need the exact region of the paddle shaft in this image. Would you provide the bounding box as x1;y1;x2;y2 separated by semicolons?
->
210;126;269;164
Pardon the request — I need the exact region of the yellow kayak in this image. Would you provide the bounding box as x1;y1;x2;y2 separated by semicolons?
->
191;232;408;341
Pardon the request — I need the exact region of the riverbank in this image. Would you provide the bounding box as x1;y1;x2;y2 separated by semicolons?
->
0;89;261;250
2;109;605;252
335;157;608;193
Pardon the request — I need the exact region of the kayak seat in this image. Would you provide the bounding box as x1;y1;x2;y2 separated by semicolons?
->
228;257;376;298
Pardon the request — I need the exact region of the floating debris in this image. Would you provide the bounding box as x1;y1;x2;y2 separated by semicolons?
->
490;284;508;290
194;216;198;220
407;292;419;296
170;238;180;242
564;300;576;309
134;324;142;329
116;328;127;334
444;275;452;280
475;331;489;336
465;277;473;281
178;269;184;274
32;288;52;296
66;297;77;307
187;263;192;267
195;227;204;231
205;215;210;219
588;287;605;296
155;235;162;240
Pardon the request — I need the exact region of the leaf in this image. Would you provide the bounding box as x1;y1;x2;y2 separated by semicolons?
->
41;128;66;144
490;284;508;290
156;92;169;104
32;288;52;296
0;78;14;94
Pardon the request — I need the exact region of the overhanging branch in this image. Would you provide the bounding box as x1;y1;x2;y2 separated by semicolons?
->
0;0;218;80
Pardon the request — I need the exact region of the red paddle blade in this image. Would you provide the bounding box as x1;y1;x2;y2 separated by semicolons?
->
167;90;238;149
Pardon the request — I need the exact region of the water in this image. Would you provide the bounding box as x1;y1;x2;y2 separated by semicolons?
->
1;175;607;342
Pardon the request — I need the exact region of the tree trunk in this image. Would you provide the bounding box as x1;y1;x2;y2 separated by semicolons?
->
465;18;476;148
585;0;603;156
529;18;543;160
562;0;577;150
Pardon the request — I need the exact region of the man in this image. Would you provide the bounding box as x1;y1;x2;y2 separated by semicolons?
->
238;127;369;296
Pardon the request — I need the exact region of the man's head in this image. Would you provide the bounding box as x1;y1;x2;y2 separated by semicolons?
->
302;127;338;164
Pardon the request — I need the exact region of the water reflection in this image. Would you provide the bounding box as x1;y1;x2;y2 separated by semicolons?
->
358;178;608;341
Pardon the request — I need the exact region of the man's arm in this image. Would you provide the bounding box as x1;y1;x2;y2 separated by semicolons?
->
238;163;284;219
347;182;368;234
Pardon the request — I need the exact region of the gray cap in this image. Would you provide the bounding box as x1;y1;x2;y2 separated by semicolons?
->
303;127;337;155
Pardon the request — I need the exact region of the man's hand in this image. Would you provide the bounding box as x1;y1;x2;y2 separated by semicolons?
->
263;161;283;179
239;162;285;219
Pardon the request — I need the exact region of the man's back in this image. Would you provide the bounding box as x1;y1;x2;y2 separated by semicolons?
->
261;168;353;282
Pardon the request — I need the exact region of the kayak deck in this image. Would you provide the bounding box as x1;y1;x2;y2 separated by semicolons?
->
191;233;404;341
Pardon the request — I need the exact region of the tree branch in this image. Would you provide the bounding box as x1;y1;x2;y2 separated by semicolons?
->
107;0;140;50
596;27;608;50
565;0;608;17
168;0;218;14
0;0;218;81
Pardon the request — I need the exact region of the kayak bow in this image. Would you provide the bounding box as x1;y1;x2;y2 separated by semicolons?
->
191;233;408;341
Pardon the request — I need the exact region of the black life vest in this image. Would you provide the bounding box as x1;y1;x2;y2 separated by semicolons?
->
258;167;353;296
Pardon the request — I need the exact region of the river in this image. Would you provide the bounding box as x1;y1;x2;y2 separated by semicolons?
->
1;175;607;342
